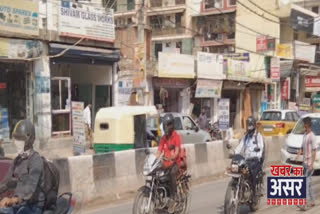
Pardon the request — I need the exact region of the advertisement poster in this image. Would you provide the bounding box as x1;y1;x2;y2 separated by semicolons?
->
195;79;222;98
118;79;133;106
59;0;115;42
256;36;268;52
218;99;230;130
0;0;39;36
72;102;86;154
276;44;293;59
227;59;250;79
0;38;42;59
290;9;314;34
271;58;280;81
281;78;290;100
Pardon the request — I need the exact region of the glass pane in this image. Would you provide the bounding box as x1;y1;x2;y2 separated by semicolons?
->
51;80;60;110
261;112;281;121
61;80;69;110
52;113;70;132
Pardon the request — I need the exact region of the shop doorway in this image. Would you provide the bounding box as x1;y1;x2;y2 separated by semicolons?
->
0;63;27;139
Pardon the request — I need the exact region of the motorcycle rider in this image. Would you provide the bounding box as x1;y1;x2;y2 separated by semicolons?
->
0;120;45;214
156;113;181;213
234;116;264;200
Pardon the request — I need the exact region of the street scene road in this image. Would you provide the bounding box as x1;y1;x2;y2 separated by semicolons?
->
85;175;320;214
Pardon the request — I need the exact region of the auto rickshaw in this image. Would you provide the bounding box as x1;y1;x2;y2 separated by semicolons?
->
93;106;161;154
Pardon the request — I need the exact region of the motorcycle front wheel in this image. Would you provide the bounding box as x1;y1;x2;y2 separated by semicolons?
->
175;182;191;214
132;187;155;214
224;181;240;214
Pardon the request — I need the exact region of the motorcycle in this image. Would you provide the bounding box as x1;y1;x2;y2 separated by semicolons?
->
208;121;222;141
224;153;264;214
133;152;191;214
0;158;75;214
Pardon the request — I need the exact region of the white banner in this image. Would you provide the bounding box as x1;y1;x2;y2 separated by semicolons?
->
59;1;115;42
72;102;86;154
295;41;316;63
195;79;223;98
158;52;195;78
197;52;225;80
218;99;230;130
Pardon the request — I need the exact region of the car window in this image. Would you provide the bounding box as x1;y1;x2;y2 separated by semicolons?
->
146;117;157;129
292;112;300;121
285;113;293;121
183;116;196;130
292;118;320;135
174;117;183;130
261;112;281;121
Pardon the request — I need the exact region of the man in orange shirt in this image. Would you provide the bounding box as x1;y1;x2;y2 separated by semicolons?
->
156;113;181;213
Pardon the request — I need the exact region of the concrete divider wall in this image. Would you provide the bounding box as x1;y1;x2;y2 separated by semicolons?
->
54;136;286;203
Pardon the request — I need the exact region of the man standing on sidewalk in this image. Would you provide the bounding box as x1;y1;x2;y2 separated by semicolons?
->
83;103;93;150
296;117;316;209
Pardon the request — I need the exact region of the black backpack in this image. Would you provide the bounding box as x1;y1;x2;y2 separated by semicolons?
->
40;157;60;210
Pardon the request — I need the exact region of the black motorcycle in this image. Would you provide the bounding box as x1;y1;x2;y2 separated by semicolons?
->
133;153;191;214
224;154;264;214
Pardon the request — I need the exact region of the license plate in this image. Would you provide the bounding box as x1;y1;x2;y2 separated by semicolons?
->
264;128;273;132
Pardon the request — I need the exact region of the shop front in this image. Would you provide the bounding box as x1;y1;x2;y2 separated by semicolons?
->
49;43;120;135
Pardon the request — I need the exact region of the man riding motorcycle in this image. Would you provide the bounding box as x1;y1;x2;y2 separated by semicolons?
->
234;116;264;199
156;113;181;213
0;120;45;214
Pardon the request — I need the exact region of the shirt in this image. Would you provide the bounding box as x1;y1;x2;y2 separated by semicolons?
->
83;106;91;128
302;132;317;167
198;114;207;130
235;132;264;160
158;131;181;168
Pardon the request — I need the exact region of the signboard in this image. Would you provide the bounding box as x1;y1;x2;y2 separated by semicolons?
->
153;78;191;88
280;60;293;78
256;36;268;52
72;102;86;154
305;76;320;87
59;1;115;42
0;38;42;60
271;58;280;81
224;53;250;62
276;44;293;59
281;78;290;100
291;9;314;34
295;41;316;63
158;52;195;79
227;59;250;79
118;79;133;106
218;99;230;130
195;79;222;98
197;52;225;80
0;0;39;36
313;19;320;37
267;38;276;51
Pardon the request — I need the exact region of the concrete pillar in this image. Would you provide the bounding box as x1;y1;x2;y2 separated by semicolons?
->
112;63;118;106
33;46;52;146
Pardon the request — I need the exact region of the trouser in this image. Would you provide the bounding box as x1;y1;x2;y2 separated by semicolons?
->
303;164;315;204
0;205;42;214
247;159;262;195
85;124;93;149
168;163;179;199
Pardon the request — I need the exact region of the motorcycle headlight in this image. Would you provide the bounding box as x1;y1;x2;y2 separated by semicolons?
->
231;164;239;173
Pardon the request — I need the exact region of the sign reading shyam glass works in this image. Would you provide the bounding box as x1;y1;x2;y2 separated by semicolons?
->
59;0;115;42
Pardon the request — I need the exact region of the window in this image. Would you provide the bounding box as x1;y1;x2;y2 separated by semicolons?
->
292;112;300;121
205;0;222;9
217;33;223;41
227;32;235;39
261;111;281;121
175;13;182;27
293;118;320;135
285;112;293;121
183;116;196;130
229;0;236;6
150;16;162;29
127;0;135;11
155;43;163;59
312;6;319;14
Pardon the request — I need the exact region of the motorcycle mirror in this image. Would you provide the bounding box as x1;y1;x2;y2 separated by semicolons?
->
254;147;260;152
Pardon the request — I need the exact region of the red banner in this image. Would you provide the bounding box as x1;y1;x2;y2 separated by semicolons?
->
281;78;290;100
305;76;320;87
256;36;268;52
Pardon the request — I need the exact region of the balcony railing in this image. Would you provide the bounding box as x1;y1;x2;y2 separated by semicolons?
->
150;0;162;7
150;0;185;8
151;26;185;36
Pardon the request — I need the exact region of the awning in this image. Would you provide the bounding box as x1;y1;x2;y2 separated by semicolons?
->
226;76;273;84
192;8;236;17
49;43;120;65
147;7;185;16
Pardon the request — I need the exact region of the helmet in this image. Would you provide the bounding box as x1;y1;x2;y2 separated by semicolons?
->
162;113;174;126
246;116;256;132
12;120;36;147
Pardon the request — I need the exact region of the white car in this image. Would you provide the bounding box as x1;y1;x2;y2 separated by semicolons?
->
281;113;320;170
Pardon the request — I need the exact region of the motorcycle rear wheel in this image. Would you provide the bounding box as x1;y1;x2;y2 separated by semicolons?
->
224;182;239;214
175;182;191;214
133;188;155;214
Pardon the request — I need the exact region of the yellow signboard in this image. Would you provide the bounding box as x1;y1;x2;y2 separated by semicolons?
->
0;0;39;36
276;44;293;59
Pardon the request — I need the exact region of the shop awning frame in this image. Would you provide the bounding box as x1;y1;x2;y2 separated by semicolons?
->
49;43;120;65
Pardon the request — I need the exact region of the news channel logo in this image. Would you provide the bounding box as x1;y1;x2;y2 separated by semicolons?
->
267;165;306;206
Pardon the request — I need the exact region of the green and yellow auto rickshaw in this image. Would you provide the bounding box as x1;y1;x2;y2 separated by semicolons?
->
93;106;161;153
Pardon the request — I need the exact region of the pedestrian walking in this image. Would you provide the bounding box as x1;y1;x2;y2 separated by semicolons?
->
198;107;208;130
83;103;93;150
296;117;316;210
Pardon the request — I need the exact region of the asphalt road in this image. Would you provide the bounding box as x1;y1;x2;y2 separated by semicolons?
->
84;174;320;214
